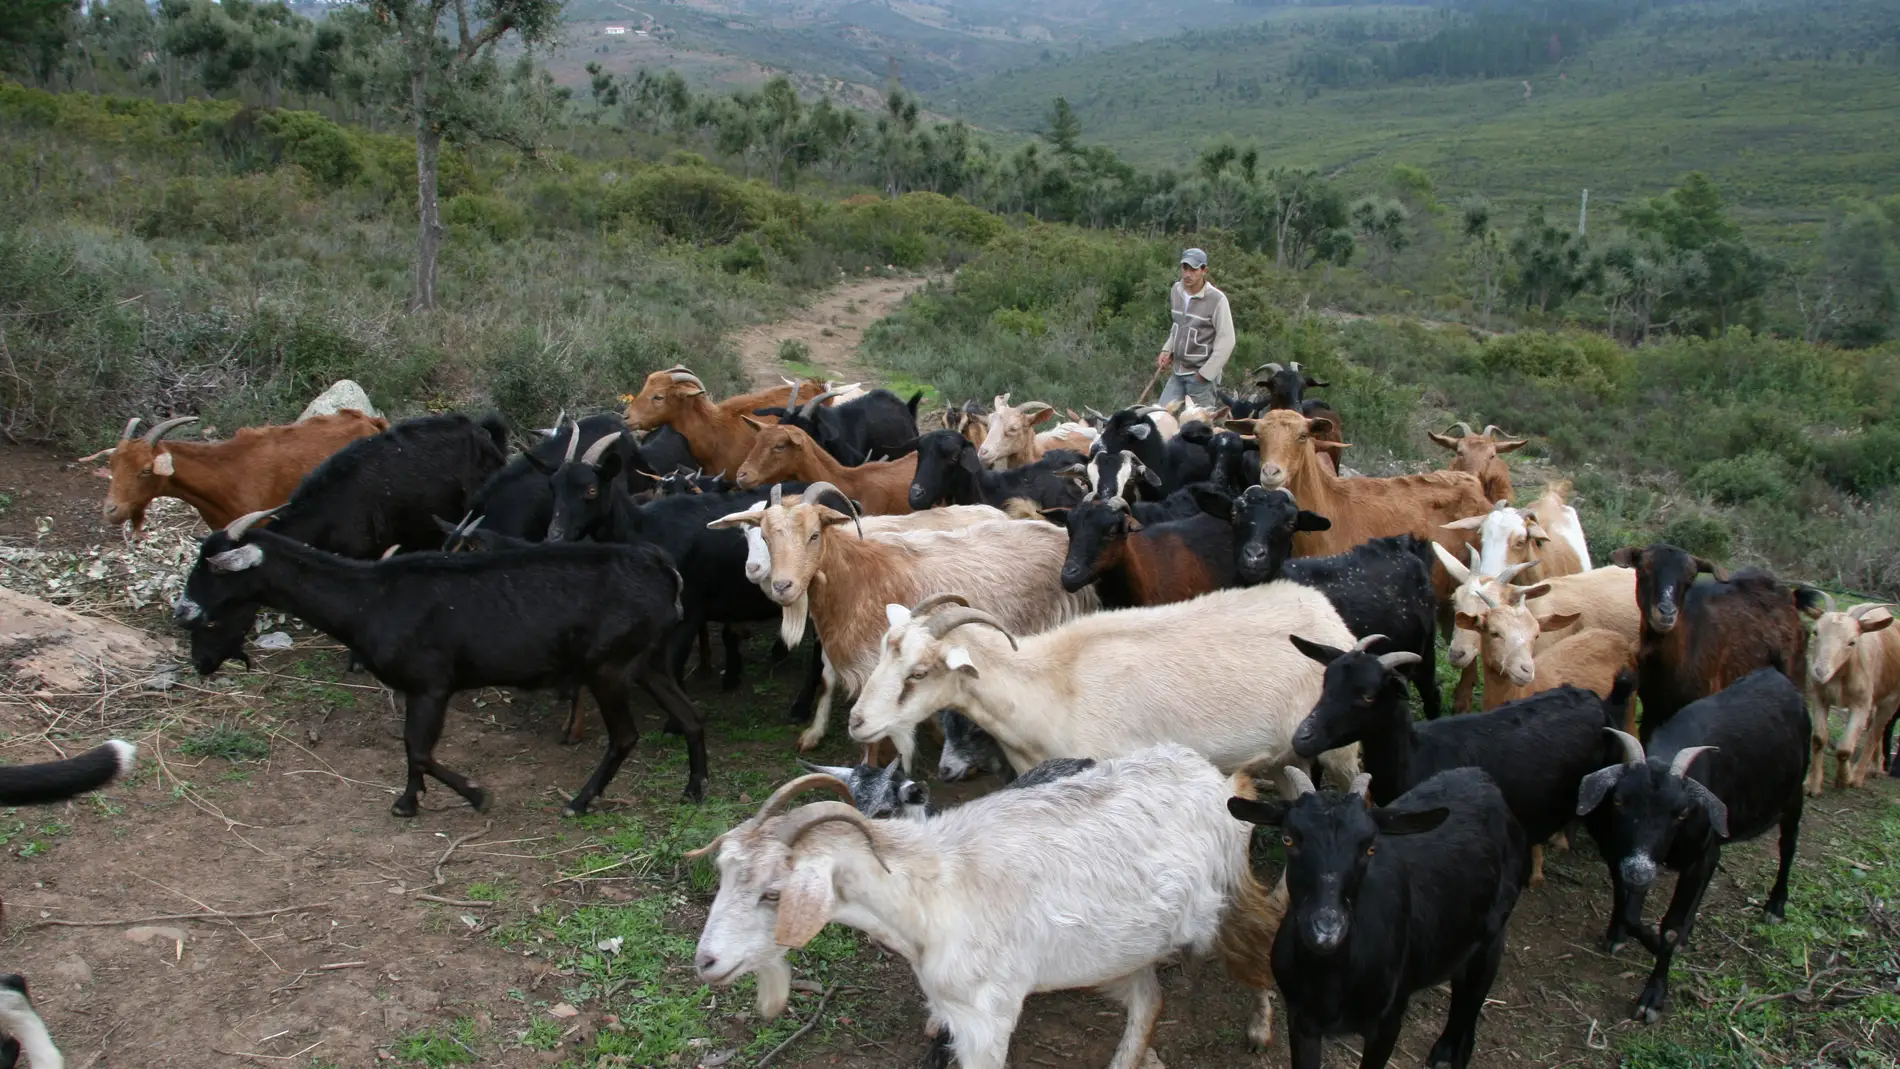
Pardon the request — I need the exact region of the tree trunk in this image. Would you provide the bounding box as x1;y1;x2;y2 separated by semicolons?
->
411;69;442;313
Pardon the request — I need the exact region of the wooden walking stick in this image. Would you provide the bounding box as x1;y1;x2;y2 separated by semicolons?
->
1136;364;1168;405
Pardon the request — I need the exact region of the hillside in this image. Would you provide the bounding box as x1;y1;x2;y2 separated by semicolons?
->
947;0;1900;237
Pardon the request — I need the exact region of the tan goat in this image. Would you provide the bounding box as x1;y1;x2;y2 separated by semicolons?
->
734;421;918;515
1806;599;1900;794
1429;422;1528;503
620;367;824;479
976;393;1098;468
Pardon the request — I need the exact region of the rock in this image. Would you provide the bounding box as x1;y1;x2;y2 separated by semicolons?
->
125;925;188;945
51;955;92;987
255;631;294;650
298;380;380;422
0;586;176;693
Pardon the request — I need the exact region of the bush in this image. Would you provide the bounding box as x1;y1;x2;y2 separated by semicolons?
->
256;110;363;188
777;338;813;364
1809;424;1900;497
135;171;308;242
610;164;794;245
718;234;768;277
1660;512;1734;563
1476;330;1631;399
487;331;582;431
1689;451;1793;505
444;194;529;243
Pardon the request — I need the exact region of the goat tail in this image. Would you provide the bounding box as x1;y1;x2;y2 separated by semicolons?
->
1604;669;1639;729
1216;863;1284;994
0;740;136;807
1000;497;1045;521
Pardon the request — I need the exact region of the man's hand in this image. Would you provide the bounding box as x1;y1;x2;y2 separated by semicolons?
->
1156;351;1172;370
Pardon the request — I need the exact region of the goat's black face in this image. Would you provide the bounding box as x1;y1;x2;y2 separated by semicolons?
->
175;532;265;676
547;460;611;542
1263;368;1308;411
1229;789;1447;954
1206;431;1256;491
1582;761;1706;889
1290;637;1408;759
1059;499;1132;592
799;758;928;820
1613;544;1727;633
908;431;970;510
1228;486;1329;585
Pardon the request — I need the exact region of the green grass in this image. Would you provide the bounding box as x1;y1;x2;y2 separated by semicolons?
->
390;1018;481;1066
176;724;272;763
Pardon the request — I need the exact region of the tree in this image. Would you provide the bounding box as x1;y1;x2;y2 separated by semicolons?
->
1598;236;1700;343
1042;95;1082;156
1623;172;1775;335
1508;204;1595;313
1458;197;1505;324
1796;199;1896;346
0;0;77;86
1260;167;1351;269
363;0;563;312
1350;195;1409;278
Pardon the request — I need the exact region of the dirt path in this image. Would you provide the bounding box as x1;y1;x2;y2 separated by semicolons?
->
733;275;939;391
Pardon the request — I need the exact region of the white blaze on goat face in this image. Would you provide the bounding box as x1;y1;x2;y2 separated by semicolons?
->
1471;502;1532;577
743;524;772;586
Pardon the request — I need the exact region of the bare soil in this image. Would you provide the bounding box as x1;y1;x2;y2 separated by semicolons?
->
2;443;1893;1069
731;275;938;392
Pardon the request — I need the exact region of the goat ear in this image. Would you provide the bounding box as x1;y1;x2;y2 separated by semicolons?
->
1538;611;1583;633
1683;779;1730;838
1226;796;1290;827
1576;766;1623;816
773;858;836;948
1493;438;1530;454
1860;612;1895;634
957;443;984;474
741;415;770;432
885;603;911;631
944;647;978;676
1021;403;1054;424
1442;515;1486;531
1127;422;1151;441
523;451;556;475
1525;521;1551;543
1305;416;1336;437
1042;506;1072;529
1222;419;1254;434
1303;376;1330;389
1138;462;1163;488
1427;431;1459;450
207;545;263;572
706;509;764;530
1518;581;1553;601
1454;612;1483;633
1295;511;1331;532
152;452;175;477
1694;556;1730;582
1611;546;1640;568
1289;634;1345;666
752;407;790;419
1369;805;1448;836
1187;485;1232;520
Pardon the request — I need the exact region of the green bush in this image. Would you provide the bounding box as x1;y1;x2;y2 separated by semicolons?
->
1689;451;1793;505
1476;330;1631;399
135;171;307;242
444;193;529;243
777;338;812;363
718;234;769;277
1810;424;1900;497
610;164;794;245
1660;512;1734;563
257;110;363;188
487;331;582;430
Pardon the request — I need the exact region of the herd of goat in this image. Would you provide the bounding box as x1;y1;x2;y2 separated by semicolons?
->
51;359;1899;1069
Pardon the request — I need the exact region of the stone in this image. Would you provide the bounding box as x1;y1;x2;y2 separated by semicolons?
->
0;586;176;693
298;380;380;422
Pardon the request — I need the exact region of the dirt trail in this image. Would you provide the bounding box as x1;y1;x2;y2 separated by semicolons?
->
733;274;938;391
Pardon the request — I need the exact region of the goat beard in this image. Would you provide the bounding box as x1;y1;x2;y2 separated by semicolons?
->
755;954;793;1019
779;596;811;649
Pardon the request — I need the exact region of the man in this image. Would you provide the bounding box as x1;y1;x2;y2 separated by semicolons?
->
1155;247;1235;409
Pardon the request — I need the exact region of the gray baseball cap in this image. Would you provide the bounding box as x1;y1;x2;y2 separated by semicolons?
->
1180;247;1208;269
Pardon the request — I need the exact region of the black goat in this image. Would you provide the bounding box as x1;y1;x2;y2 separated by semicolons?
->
1576;667;1808;1022
1204;487;1442;719
1250;360;1330;412
1229;766;1526;1069
1206;430;1262;492
467;414;629;541
174;514;707;813
905;430;1085;511
1058;497;1235;607
753;387;922;465
1291;634;1634;886
1219;389;1270;420
184;412;508;674
1093;408;1177;498
639;424;699;477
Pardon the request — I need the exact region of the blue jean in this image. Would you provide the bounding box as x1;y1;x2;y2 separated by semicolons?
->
1157;371;1218;409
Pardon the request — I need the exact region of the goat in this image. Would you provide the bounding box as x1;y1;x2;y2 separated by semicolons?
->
1195;486;1441;720
906;430;1086;512
465;414;634;541
1805;597;1900;792
0;974;61;1069
752;386;922;465
1206;430;1262;493
710;489;1091;754
1443;496;1586;584
620;367;823;478
798;757;935;820
174;511;705;813
92;411;386;534
1454;583;1634;711
976;393;1098;469
1611;544;1820;742
1241;410;1487;634
690;746;1278;1069
180;412;509;675
944;400;989;446
735;420;917;515
1059;495;1235;607
849;587;1361;786
1249;361;1329;413
1576;668;1808;1022
1229;765;1525;1069
1291;632;1632;887
1093;408;1180;498
1427;422;1527;503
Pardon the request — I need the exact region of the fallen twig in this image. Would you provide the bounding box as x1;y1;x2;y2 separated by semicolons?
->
415;894;495;908
32;903;332;928
431;820;493;888
754;982;837;1069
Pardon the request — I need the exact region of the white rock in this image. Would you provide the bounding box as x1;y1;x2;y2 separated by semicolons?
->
255;631;294;650
299;379;381;422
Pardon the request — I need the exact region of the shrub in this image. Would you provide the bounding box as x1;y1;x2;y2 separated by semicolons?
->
135;171;308;242
718;234;768;277
1689;451;1793;505
256;110;362;188
1809;424;1900;497
444;194;529;243
610;164;793;245
487;331;581;430
777;338;812;364
1660;512;1734;563
1476;330;1631;399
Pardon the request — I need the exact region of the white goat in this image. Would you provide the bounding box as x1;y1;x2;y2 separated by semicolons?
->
1806;598;1900;794
848;584;1360;784
689;747;1278;1069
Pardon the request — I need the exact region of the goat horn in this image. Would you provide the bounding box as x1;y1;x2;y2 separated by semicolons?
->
1253;362;1284;376
1606;728;1646;767
121;417;143;441
538;408;567;438
1448;421;1473;438
1351;633;1388;653
922;607;1018;650
1669;746;1717;779
222;506;281;541
683;832;727;860
1282;765;1317;798
143;415;198;445
563;419;580;464
1849;601;1890;620
1378;651;1423;670
1289;362;1304;374
379;544;401;560
910;593;971;616
1482;425;1504;439
1347;771;1372;802
1496;560;1535;584
769;483;784;508
581;431;623;467
461;515;485;535
754;773;856;825
1819;591;1838;614
669;369;707;391
773;802;889;872
800;387;845;420
801;480;863;538
1477;585;1500;610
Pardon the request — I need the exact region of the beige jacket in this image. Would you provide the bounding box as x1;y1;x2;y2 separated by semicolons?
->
1161;281;1235;383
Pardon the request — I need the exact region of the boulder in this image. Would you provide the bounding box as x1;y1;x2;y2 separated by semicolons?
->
0;586;176;693
299;379;380;422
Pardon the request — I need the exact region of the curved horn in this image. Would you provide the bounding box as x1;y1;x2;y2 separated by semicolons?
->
1606;728;1646;767
222;506;281;541
1351;633;1388;653
1482;424;1504;439
1347;771;1372;801
1849;601;1890;620
801;480;863;538
562;419;580;464
769;483;784;508
121;417;143;441
461;514;485;536
922;607;1018;651
1818;592;1838;614
754;773;856;825
910;593;972;616
1669;745;1717;779
773;802;889;872
1495;560;1536;585
581;430;624;467
1283;765;1317;798
669;370;707;391
1378;651;1424;671
143;415;198;445
1476;584;1501;610
1252;362;1284;377
684;832;728;860
1448;421;1473;438
799;387;846;420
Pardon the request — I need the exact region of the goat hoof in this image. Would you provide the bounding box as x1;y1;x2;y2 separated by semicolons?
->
795;730;823;752
1763;908;1786;925
468;787;492;813
661;718;684;737
390;798;419;818
562;799;588;818
1600;936;1625;955
681;782;706;804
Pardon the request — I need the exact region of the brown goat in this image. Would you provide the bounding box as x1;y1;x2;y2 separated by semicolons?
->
620;367;824;478
733;421;917;515
1611;544;1822;743
1805;599;1900;794
1428;422;1528;503
92;411;387;533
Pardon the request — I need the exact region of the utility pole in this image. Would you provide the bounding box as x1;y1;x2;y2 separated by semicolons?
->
1579;188;1589;235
